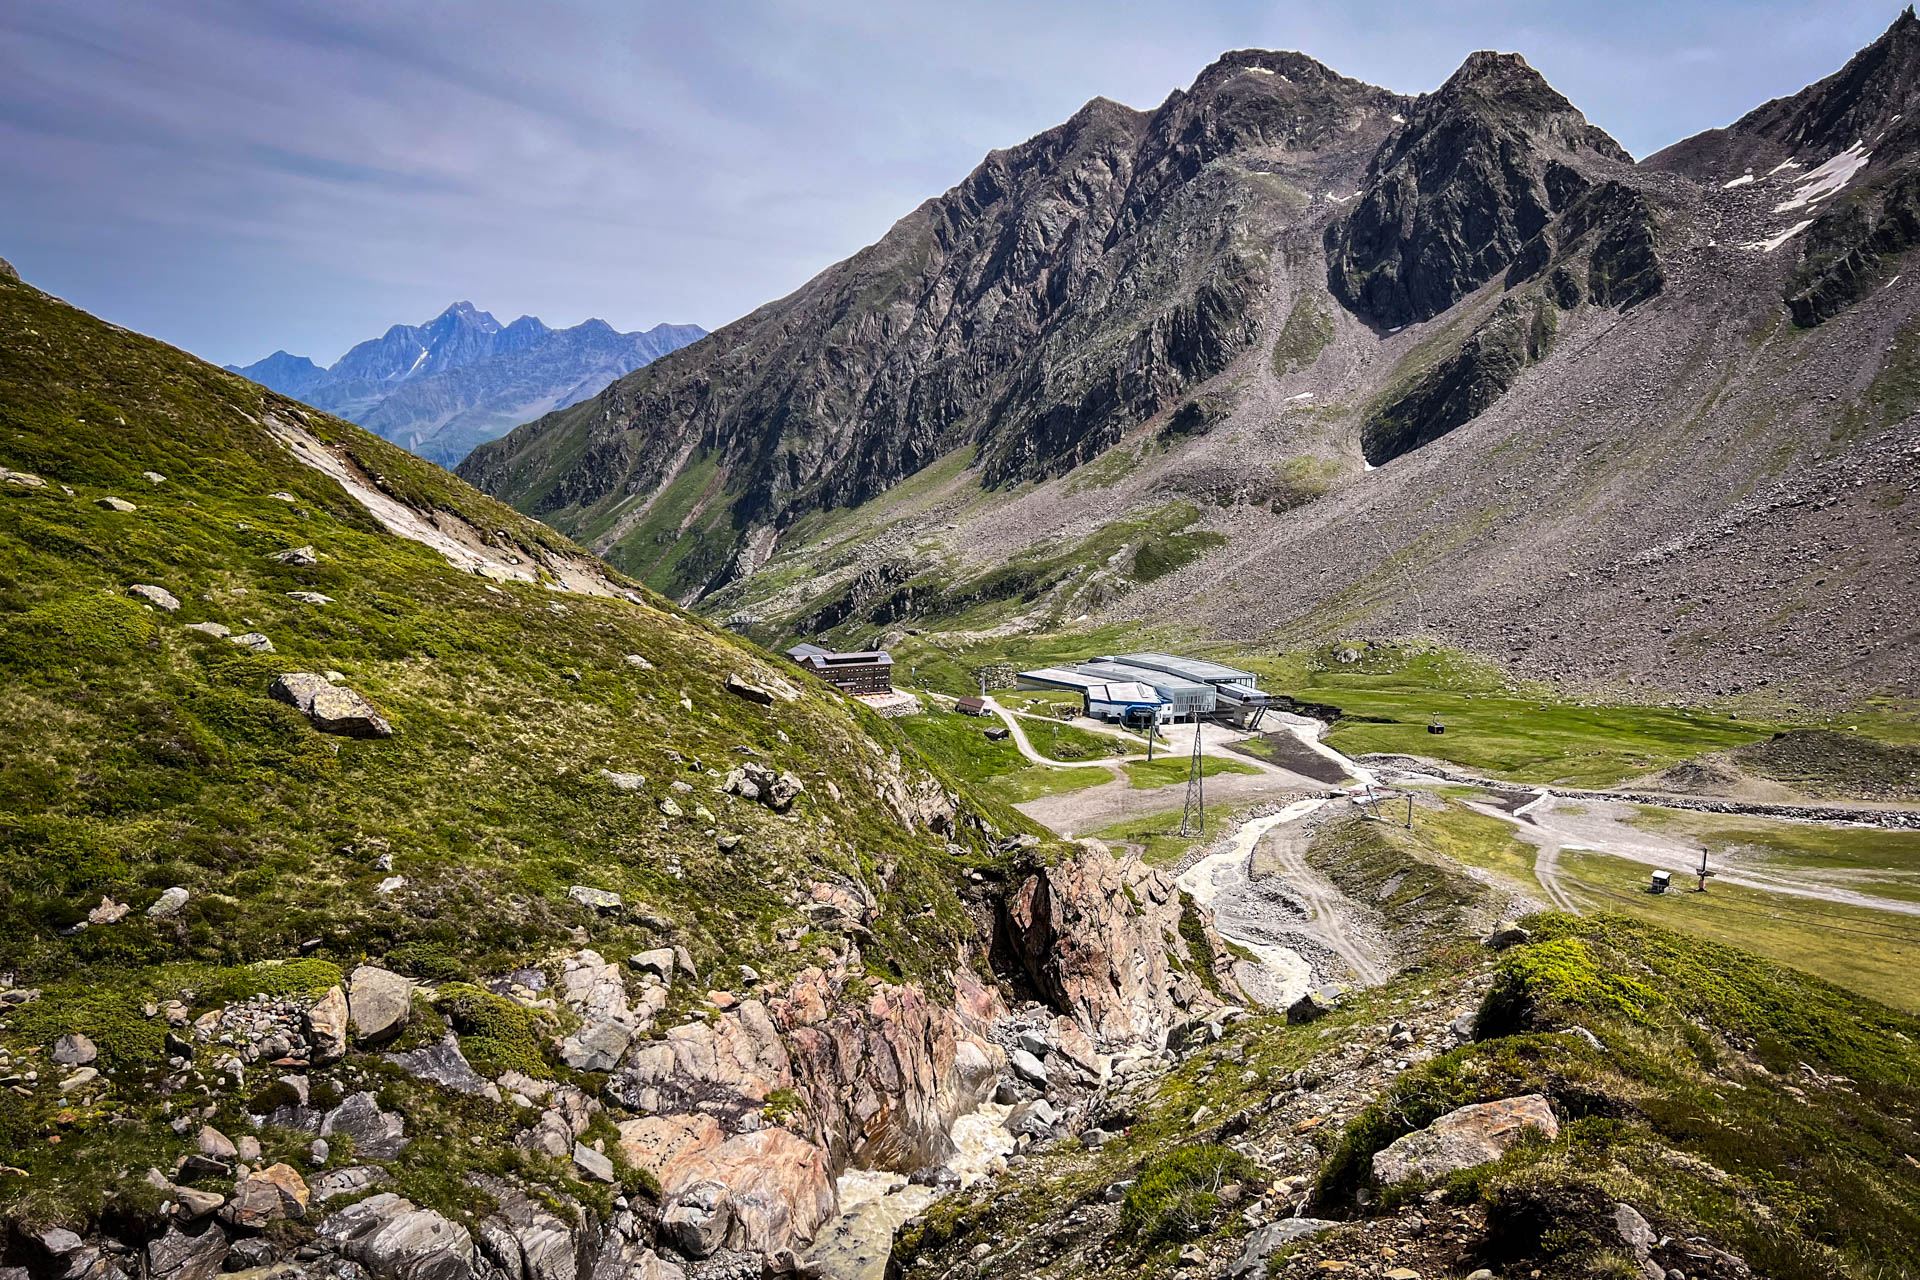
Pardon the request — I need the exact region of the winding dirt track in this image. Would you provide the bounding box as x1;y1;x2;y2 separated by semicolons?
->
1469;793;1920;918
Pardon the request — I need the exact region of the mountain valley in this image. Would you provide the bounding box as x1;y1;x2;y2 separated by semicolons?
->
4;13;1920;1280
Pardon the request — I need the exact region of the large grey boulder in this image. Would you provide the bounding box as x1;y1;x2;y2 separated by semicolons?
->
318;1192;474;1280
129;584;181;611
659;1180;731;1260
53;1034;97;1066
148;886;190;918
271;673;393;738
567;885;622;913
558;1020;632;1073
1371;1094;1559;1185
1009;1048;1049;1087
146;1224;227;1280
1228;1219;1339;1280
386;1035;500;1099
347;965;413;1044
310;1166;390;1205
320;1092;410;1160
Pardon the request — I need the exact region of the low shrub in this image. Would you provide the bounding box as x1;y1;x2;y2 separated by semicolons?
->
1120;1143;1258;1243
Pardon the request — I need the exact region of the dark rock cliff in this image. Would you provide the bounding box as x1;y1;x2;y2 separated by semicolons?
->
458;53;1409;597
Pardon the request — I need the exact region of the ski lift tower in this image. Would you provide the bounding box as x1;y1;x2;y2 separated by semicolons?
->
1178;721;1206;838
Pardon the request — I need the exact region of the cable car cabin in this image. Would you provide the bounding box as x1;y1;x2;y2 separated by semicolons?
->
1650;870;1672;894
954;696;989;717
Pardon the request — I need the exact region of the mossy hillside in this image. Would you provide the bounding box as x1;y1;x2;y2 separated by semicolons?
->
0;272;1047;1050
1320;913;1920;1280
776;503;1222;647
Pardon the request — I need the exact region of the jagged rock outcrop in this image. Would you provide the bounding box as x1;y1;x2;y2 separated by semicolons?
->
1325;51;1630;330
994;842;1238;1047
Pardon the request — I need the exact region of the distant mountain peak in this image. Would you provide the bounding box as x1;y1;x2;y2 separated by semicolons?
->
227;303;704;467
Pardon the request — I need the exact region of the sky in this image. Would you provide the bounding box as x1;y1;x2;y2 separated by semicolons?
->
0;0;1906;368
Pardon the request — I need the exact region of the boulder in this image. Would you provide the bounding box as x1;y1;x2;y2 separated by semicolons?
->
664;1129;836;1258
1228;1219;1340;1280
183;623;231;639
305;986;349;1063
271;673;393;738
1286;992;1334;1025
386;1035;500;1099
196;1125;237;1159
567;885;622;913
1371;1094;1559;1185
318;1192;474;1280
86;897;129;925
38;1229;85;1256
148;886;190;918
0;466;46;487
558;1020;633;1073
129;584;181;611
600;769;647;792
1009;1048;1049;1088
96;496;136;512
346;965;413;1044
724;674;776;706
270;546;318;566
1486;922;1531;950
1004;1099;1057;1140
470;1175;576;1280
659;1180;731;1260
631;948;677;982
228;632;276;653
171;1186;226;1220
310;1166;390;1205
571;1142;615;1183
286;591;334;606
146;1224;227;1280
221;1164;309;1227
320;1092;410;1160
52;1034;97;1066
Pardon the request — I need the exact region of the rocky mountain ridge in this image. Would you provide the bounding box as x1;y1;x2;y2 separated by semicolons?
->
470;17;1919;704
230;304;704;467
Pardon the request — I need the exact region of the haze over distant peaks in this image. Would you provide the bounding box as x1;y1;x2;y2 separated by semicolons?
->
227;301;705;467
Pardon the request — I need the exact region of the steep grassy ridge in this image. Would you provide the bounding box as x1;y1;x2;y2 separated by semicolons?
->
0;271;1027;1080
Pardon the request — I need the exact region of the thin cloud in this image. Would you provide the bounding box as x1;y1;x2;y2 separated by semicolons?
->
0;0;1900;366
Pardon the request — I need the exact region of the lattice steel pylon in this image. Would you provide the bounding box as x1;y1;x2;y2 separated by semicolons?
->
1178;720;1205;837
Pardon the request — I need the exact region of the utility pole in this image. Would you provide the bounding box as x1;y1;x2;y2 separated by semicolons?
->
1178;720;1205;837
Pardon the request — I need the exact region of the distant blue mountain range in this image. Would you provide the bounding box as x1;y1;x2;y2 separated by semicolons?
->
227;302;705;466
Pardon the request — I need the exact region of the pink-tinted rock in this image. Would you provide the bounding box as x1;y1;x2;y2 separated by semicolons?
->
1000;842;1237;1048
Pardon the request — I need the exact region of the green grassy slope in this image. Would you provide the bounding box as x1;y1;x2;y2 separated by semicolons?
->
899;856;1920;1280
0;274;1044;1220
